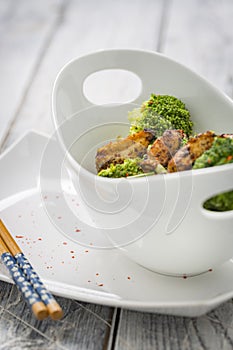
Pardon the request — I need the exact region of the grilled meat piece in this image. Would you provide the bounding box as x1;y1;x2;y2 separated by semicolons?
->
147;129;185;167
167;130;215;172
95;130;154;172
139;158;161;173
139;158;167;174
162;129;185;155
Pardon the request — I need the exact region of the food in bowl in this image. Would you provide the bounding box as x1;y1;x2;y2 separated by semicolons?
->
96;93;233;211
52;49;233;275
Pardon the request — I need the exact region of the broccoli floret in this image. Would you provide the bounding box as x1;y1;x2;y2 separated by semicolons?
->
128;108;173;136
193;137;233;169
203;191;233;212
128;94;193;137
98;158;144;178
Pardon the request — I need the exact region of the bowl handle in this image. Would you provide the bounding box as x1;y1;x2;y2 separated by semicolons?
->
52;50;149;127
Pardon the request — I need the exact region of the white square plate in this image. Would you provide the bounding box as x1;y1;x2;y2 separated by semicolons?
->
1;131;233;317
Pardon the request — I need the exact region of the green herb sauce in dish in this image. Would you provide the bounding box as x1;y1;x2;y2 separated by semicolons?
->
193;137;233;169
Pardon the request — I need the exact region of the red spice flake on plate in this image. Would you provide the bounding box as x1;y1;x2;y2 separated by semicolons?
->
70;250;75;253
127;276;131;280
15;235;24;239
71;256;75;259
98;284;104;287
85;250;89;253
183;275;187;279
96;273;99;276
38;237;42;241
63;242;68;245
208;268;213;272
75;229;81;232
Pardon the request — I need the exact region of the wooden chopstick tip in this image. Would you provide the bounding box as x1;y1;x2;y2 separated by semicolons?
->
47;301;63;320
32;301;49;320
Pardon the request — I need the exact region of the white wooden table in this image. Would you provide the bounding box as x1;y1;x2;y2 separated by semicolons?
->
0;1;233;349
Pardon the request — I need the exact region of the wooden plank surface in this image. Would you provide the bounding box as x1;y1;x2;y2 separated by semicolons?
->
0;282;114;350
115;302;233;350
0;0;233;349
0;0;65;147
1;0;164;150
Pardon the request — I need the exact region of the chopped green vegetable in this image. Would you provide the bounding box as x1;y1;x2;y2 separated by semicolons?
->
128;94;193;137
203;191;233;212
98;158;144;178
193;137;233;169
194;137;233;212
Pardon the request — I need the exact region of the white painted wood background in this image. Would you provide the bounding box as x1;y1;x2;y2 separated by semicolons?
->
0;0;233;349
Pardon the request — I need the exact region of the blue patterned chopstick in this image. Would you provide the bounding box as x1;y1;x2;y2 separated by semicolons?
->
15;252;63;319
0;219;63;320
0;237;48;320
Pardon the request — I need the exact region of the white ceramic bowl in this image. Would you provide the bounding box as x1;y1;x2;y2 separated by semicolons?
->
52;49;233;276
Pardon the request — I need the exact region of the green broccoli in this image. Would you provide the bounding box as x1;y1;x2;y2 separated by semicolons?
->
193;137;233;212
203;191;233;212
128;94;193;137
98;158;144;178
193;137;233;169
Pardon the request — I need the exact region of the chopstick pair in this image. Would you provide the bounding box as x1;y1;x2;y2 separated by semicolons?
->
0;219;63;320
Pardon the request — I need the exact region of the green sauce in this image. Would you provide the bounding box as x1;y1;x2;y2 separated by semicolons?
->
203;191;233;212
194;137;233;212
193;137;233;169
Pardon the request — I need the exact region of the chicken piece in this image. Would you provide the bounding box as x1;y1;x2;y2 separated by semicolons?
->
139;158;161;173
167;131;215;173
162;129;185;155
95;130;154;172
147;129;185;167
139;158;167;174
